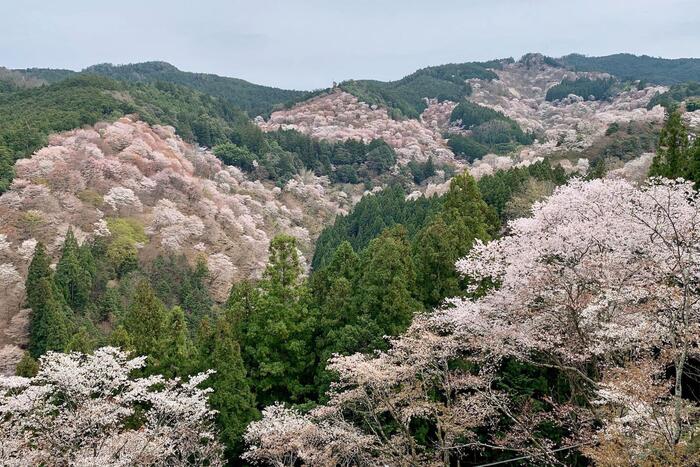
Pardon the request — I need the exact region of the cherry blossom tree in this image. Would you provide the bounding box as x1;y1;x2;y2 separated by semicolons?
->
0;347;223;466
245;177;700;465
458;177;700;461
244;309;584;466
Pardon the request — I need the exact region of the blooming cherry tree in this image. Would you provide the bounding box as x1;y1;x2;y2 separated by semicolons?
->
0;347;223;466
245;178;700;465
458;177;700;459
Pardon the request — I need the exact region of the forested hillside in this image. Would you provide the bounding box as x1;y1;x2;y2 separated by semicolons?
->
558;53;700;84
339;60;502;119
2;49;700;465
17;61;309;117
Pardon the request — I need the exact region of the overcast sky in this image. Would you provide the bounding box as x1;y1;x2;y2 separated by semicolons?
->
1;0;698;90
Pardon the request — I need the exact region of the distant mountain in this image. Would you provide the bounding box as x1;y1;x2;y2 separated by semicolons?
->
558;53;700;85
338;60;504;119
0;74;261;191
16;61;309;117
15;67;77;84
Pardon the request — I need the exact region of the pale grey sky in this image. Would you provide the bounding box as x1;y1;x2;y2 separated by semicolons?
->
1;0;698;90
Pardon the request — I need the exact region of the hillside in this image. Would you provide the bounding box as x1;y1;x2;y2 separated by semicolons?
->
558;53;700;84
257;54;669;178
338;60;502;119
0;116;351;371
0;74;260;191
16;61;309;117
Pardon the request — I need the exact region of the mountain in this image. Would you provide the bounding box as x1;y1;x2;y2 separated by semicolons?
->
257;53;669;178
338;60;503;119
558;53;700;84
0;116;351;371
13;67;77;84
0;74;259;191
17;61;310;117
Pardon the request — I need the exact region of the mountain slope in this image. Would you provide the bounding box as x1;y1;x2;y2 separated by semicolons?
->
0;116;351;371
339;60;502;119
0;74;261;191
558;53;700;84
83;61;308;117
16;61;309;117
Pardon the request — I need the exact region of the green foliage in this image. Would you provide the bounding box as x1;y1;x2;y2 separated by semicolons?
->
448;100;534;156
147;254;214;328
413;172;497;306
649;110;700;185
213;142;256;171
106;218;146;277
447;134;489;161
15;352;39;377
14;67;77;84
158;306;195;377
477;159;568;219
196;314;259;460
80;61;309;117
26;242;71;358
25;242;53;312
647;81;700;110
120;279;168;363
66;325;98;354
339;61;499;119
312;184;442;269
408;156;436;184
545;77;617;102
450;99;510;128
559;53;700;85
28;277;71;358
235;235;316;405
354;225;421;336
54;229;92;311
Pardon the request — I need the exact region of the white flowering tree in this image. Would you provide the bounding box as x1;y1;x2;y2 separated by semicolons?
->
245;178;700;465
0;347;223;466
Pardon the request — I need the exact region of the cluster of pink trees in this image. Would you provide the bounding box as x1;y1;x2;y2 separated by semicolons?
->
245;177;700;466
0;347;223;466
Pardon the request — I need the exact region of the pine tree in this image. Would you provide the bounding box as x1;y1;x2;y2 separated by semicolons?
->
28;277;70;357
225;280;259;341
310;241;361;394
159;306;194;377
120;279;167;362
241;235;316;405
181;257;213;328
26;243;71;357
412;214;462;306
649;110;690;179
55;229;92;311
413;172;494;306
263;234;302;298
66;325;97;354
355;225;421;337
26;242;52;312
197;315;258;461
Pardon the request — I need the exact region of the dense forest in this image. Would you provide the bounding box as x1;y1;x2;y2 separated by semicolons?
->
558;53;700;84
16;61;310;117
4;48;700;465
15;168;505;463
0;74;405;192
545;77;618;102
13;112;700;465
447;99;535;159
338;61;503;119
